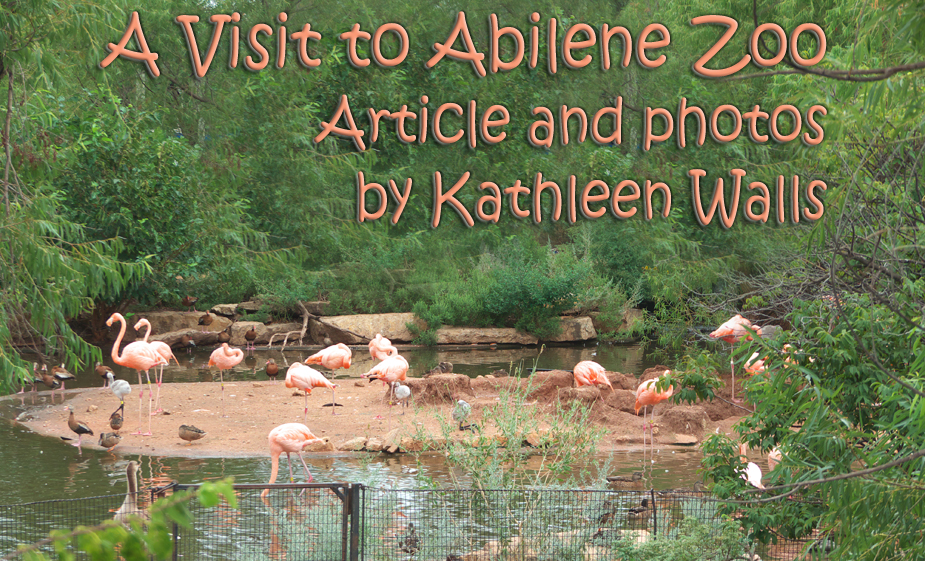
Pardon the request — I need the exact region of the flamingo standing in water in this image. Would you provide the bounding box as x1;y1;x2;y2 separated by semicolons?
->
363;354;409;431
107;313;167;436
134;318;179;414
368;333;397;360
208;343;244;417
260;423;324;499
573;361;614;391
285;362;338;421
634;371;674;455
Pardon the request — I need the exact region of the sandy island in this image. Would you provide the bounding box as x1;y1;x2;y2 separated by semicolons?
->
15;368;747;457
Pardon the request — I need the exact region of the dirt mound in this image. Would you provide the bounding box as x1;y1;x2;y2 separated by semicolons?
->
525;370;574;402
656;405;714;440
601;389;639;414
557;386;602;406
610;372;636;391
403;374;473;405
640;365;672;385
470;376;519;394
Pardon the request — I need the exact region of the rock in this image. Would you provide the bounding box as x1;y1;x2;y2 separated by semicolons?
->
365;437;384;452
399;437;424;452
354;380;367;388
303;301;330;315
309;313;423;344
237;301;261;313
435;327;538;345
151;328;232;348
639;365;672;385
253;322;303;346
671;434;699;445
657;406;713;441
338;437;367;451
87;405;98;412
210;303;239;317
382;428;401;453
542;316;597;342
121;312;232;343
524;432;544;447
590;308;644;336
303;438;334;452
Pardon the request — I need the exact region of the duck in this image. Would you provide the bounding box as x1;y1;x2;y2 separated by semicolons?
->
96;362;114;387
64;406;93;453
198;312;214;332
176;334;196;354
244;326;258;350
179;424;206;445
51;364;77;391
182;295;198;312
597;500;617;525
217;326;231;344
113;461;149;525
399;522;421;555
99;432;122;451
606;471;643;484
627;499;650;521
265;358;279;382
110;403;125;431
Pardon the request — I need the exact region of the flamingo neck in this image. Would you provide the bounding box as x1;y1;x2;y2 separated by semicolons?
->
139;320;151;343
110;314;127;364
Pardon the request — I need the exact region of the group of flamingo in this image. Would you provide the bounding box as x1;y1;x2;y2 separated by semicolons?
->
262;333;410;496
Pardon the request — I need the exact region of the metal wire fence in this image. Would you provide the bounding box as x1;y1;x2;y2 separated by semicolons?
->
0;485;832;561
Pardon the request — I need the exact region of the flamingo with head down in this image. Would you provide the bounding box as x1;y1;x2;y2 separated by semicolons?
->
107;313;168;436
363;354;409;431
285;362;338;420
134;318;179;414
573;361;614;392
368;333;397;361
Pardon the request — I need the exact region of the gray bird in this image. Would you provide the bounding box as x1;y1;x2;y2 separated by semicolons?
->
393;382;411;414
452;399;474;432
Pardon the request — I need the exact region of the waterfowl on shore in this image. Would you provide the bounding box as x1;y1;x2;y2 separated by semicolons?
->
36;365;61;400
453;399;475;432
110;404;125;431
179;424;206;445
393;382;411;414
399;522;421;555
96;363;114;388
217;326;231;344
64;406;93;453
182;295;198;312
265;358;279;382
51;364;76;391
198;312;213;332
99;432;122;451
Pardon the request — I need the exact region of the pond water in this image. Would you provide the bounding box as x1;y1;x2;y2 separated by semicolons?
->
0;343;702;508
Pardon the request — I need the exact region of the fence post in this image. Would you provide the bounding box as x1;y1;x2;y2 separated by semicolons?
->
171;521;179;561
349;484;362;561
650;489;657;539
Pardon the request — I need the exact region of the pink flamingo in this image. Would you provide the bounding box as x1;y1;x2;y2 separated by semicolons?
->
709;314;755;402
106;313;168;436
768;447;782;471
634;371;674;454
208;343;244;417
260;423;324;499
134;318;179;414
305;343;352;370
285;362;338;420
368;333;397;361
573;361;614;391
362;354;409;431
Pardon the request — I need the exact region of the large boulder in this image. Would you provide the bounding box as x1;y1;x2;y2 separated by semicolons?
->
230;321;302;346
309;313;423;344
435;327;538;345
119;312;232;342
543;316;597;342
590;308;644;336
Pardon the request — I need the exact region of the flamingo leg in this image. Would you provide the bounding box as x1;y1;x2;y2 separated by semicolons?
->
144;370;153;436
286;452;295;483
303;391;309;424
731;358;742;403
133;371;145;435
153;364;164;414
220;370;226;418
331;389;336;416
297;451;314;483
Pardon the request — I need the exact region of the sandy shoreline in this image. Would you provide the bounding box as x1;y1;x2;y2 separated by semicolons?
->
7;369;746;458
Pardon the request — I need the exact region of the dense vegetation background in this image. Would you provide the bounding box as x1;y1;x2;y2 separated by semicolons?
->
1;0;924;558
